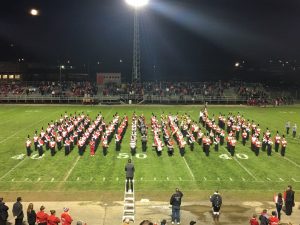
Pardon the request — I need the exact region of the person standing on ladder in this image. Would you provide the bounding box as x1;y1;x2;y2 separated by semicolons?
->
125;159;135;192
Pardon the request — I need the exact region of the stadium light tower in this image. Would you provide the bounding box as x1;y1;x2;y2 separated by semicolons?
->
125;0;149;83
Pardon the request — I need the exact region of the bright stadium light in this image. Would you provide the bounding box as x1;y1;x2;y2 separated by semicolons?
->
30;8;40;16
125;0;149;8
125;0;149;82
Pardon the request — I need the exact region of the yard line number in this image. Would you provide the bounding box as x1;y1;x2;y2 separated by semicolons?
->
219;153;249;160
11;153;247;160
117;153;147;159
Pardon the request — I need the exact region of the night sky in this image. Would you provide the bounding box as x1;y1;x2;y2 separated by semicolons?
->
1;0;300;81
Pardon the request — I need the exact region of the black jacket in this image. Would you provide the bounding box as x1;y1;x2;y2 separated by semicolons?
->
0;202;9;220
12;201;24;219
170;191;183;207
27;210;36;224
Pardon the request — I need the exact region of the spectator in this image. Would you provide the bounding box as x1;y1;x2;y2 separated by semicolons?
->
269;211;279;225
48;210;61;225
36;205;48;225
170;188;183;225
0;197;9;225
274;193;283;220
26;203;36;225
259;209;269;225
61;207;73;225
284;185;295;216
210;191;222;223
139;220;153;225
249;214;259;225
160;219;167;225
12;197;24;225
122;218;130;225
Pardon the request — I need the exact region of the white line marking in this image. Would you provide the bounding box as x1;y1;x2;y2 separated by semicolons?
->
0;179;293;183
63;156;80;182
0;158;27;181
116;177;119;181
76;177;80;181
25;178;29;181
140;177;143;181
279;178;284;181
179;177;182;181
51;178;54;182
182;157;195;180
103;177;106;181
11;178;15;182
229;177;233;181
233;157;258;181
204;177;207;181
275;153;300;168
217;177;220;181
292;178;298;182
154;177;156;181
0;111;60;144
267;177;271;181
242;177;246;182
167;177;169;181
37;178;41;182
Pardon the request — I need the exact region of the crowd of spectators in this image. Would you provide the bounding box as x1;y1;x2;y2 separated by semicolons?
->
0;196;86;225
101;81;228;97
0;81;26;96
0;80;297;105
0;81;98;97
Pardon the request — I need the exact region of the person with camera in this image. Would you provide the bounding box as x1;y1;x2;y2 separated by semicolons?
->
170;188;183;224
210;191;222;223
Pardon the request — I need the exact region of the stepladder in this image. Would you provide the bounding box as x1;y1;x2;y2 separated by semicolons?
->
122;179;135;222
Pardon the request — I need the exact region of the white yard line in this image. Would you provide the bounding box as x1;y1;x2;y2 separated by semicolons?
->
63;156;80;181
219;145;258;181
182;157;195;181
233;157;258;181
0;110;60;144
0;158;27;181
274;153;300;168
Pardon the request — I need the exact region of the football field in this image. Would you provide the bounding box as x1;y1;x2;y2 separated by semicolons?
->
0;104;300;197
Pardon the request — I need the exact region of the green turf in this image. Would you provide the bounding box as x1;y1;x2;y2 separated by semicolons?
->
0;105;300;192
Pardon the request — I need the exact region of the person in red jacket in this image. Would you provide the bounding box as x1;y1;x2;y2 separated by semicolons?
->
268;211;279;225
249;214;259;225
36;205;48;225
61;208;73;225
48;210;60;225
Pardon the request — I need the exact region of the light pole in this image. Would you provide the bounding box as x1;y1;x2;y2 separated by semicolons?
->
59;65;65;95
125;0;149;83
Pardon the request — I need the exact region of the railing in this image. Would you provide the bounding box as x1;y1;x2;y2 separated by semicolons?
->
0;94;250;104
